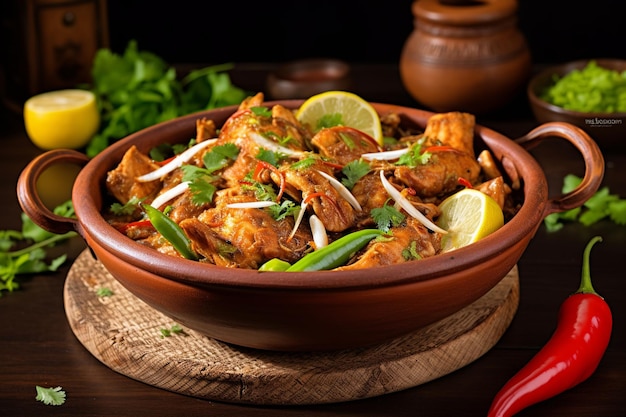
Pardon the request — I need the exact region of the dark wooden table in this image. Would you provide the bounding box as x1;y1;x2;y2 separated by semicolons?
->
1;64;625;416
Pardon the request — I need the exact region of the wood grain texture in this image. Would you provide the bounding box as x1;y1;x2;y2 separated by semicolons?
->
64;249;519;405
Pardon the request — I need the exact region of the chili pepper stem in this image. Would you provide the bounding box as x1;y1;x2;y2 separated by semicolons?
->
578;235;602;295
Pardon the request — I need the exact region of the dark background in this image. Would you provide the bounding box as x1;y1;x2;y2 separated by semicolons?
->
106;0;626;65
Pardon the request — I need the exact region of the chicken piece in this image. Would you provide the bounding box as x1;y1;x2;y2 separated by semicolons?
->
474;176;511;211
217;94;311;187
423;112;476;156
350;170;392;228
180;189;312;269
272;161;356;232
311;126;380;165
394;150;481;198
335;217;441;270
106;145;162;203
477;149;503;180
196;117;217;142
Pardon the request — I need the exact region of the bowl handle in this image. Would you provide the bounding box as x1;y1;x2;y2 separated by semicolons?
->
17;149;89;235
514;122;605;217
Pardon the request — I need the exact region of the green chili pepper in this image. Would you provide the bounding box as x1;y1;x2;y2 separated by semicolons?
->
286;229;384;272
142;204;198;260
258;258;292;271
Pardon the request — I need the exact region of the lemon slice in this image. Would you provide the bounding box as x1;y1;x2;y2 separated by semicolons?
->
295;91;384;145
24;89;100;150
436;188;504;252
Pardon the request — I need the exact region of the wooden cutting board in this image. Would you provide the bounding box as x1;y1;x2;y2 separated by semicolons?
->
64;249;519;405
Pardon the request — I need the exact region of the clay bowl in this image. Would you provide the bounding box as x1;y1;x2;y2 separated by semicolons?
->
266;59;351;100
17;101;604;351
528;58;626;151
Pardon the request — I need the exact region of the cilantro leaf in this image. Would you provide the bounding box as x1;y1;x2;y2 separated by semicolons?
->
316;113;343;131
543;174;626;231
35;386;66;406
202;143;239;173
371;200;405;232
341;160;370;189
396;141;431;167
1;200;77;296
268;200;300;221
181;144;238;205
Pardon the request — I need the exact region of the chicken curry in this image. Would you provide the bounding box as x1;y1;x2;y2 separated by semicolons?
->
103;93;518;271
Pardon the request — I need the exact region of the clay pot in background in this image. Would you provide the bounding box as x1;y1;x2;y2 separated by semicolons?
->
400;0;531;114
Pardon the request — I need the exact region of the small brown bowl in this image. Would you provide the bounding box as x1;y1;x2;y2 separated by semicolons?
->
17;101;604;352
266;59;351;100
528;59;626;151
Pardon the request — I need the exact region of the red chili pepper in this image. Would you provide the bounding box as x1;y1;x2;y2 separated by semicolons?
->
487;236;612;417
117;219;153;234
422;145;464;155
457;177;473;189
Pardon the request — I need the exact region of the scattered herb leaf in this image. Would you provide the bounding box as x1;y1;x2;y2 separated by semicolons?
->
544;174;626;231
96;287;114;297
1;201;76;296
35;386;66;406
160;323;185;338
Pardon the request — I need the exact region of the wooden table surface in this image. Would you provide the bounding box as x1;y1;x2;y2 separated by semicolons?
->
1;63;624;416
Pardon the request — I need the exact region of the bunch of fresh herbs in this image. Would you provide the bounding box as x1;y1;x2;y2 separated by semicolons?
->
86;40;249;157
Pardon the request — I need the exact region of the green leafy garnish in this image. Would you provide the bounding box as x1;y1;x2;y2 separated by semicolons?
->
268;200;300;221
160;323;185;338
290;156;317;170
544;174;626;232
251;106;272;118
396;141;431;167
202;143;239;172
341;160;370;189
1;201;76;296
110;196;144;216
96;287;114;297
402;241;422;261
371;200;406;232
86;40;248;157
256;148;287;167
182;144;239;204
35;386;66;406
316;113;343;131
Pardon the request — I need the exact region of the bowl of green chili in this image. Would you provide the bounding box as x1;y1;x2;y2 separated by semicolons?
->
527;58;626;151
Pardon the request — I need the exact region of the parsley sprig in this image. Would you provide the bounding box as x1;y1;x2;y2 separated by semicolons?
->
544;174;626;231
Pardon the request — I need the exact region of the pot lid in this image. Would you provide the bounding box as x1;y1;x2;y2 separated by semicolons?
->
412;0;518;25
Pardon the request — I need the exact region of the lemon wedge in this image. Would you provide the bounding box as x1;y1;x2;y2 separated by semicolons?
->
24;89;100;150
436;188;504;252
295;90;384;145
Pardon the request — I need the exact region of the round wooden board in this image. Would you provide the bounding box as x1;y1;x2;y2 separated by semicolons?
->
64;249;519;405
